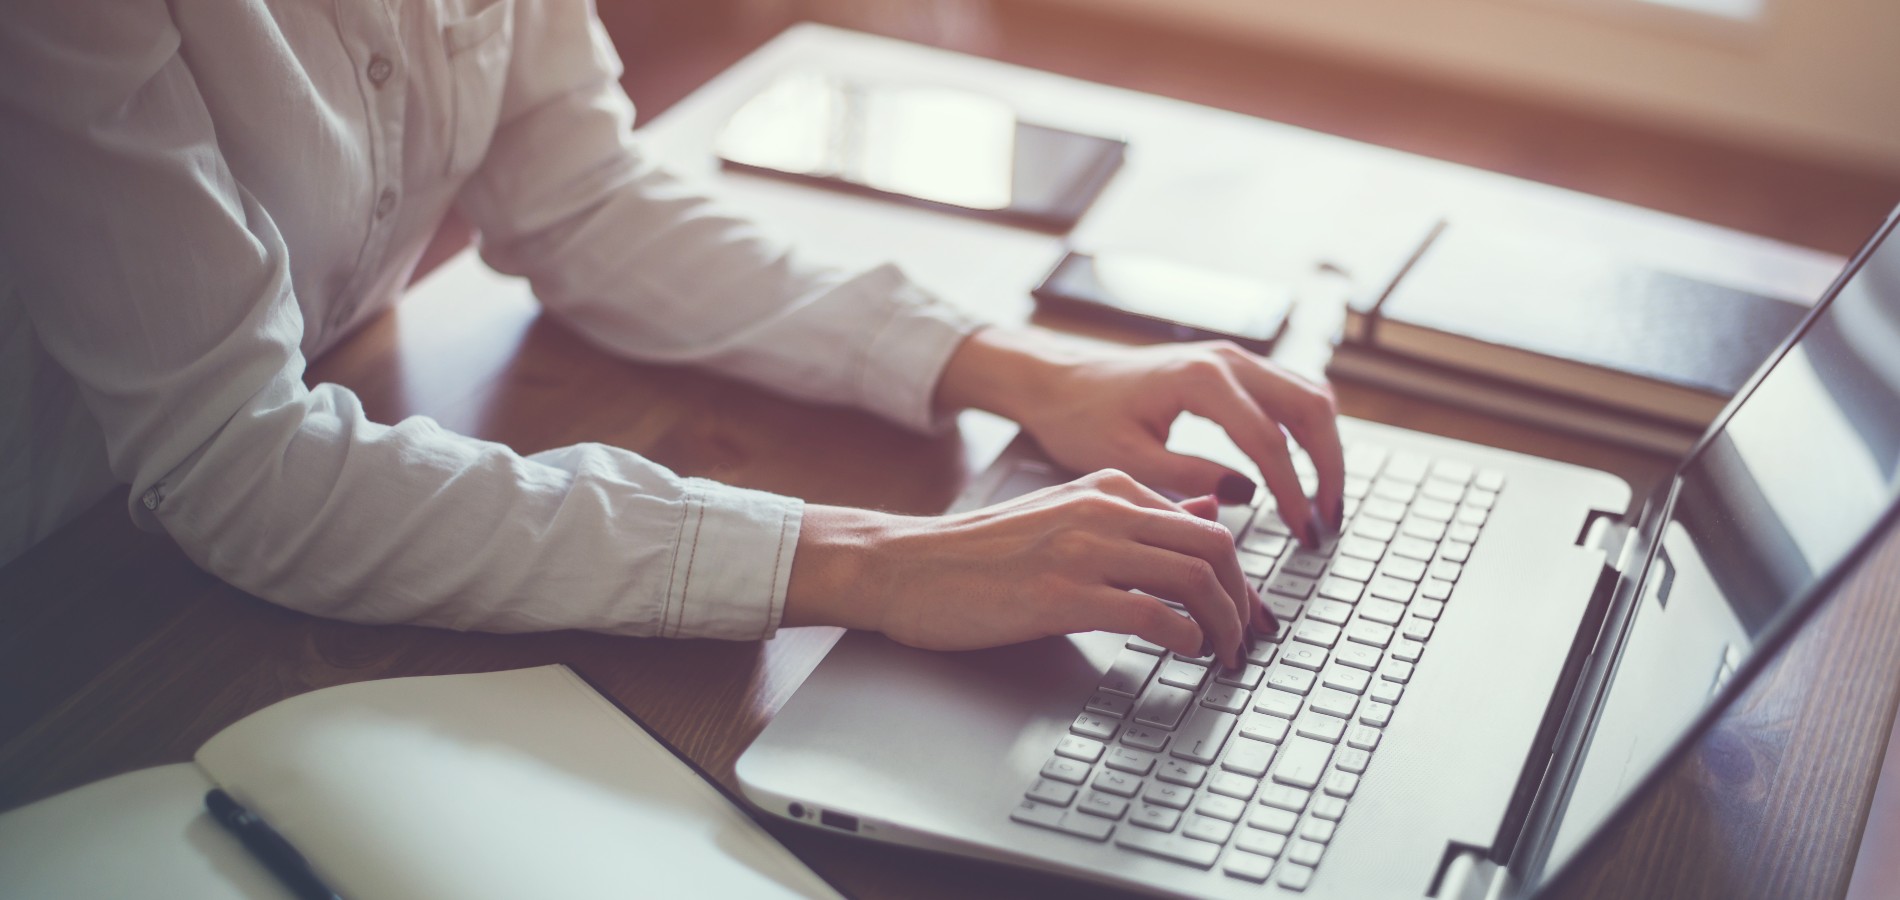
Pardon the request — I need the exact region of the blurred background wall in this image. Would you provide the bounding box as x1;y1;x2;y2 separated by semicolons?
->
595;0;1899;255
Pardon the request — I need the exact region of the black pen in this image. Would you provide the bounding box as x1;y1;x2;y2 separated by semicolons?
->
204;789;344;900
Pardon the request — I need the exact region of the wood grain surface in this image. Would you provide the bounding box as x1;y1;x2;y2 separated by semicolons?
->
4;5;1898;899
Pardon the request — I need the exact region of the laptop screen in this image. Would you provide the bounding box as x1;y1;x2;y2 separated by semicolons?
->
1543;211;1900;874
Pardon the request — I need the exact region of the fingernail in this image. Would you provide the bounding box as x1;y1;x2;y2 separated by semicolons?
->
1215;474;1256;506
1199;637;1213;659
1326;501;1343;533
1301;515;1319;548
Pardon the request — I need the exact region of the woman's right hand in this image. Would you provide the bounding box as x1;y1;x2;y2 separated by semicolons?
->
782;469;1273;669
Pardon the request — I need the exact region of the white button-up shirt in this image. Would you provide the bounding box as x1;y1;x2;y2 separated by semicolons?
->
0;1;981;638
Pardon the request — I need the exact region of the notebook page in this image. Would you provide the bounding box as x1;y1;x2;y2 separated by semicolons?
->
195;666;838;900
0;763;295;900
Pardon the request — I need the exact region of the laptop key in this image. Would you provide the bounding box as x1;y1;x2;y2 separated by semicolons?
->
1335;642;1383;671
1352;517;1399;542
1421;478;1465;505
1280;642;1327;671
1157;658;1210;691
1307;687;1358;720
1086;692;1134;718
1385;452;1429;483
1236;830;1287;863
1260;784;1311;813
1283;551;1329;578
1249;805;1300;834
1216;663;1266;689
1430;559;1464;582
1079;791;1130;820
1126;635;1167;655
1331;556;1376;582
1223;737;1276;777
1401;518;1447;543
1271;736;1334;789
1390;535;1438;562
1381;556;1428;583
1246;640;1279;666
1238;712;1292;744
1185;815;1236;844
1267;572;1318;599
1224;849;1276;882
1411;498;1456;523
1296;713;1346;744
1058;809;1115;841
1402;618;1436;642
1467;489;1498;511
1266;665;1317;695
1346;726;1382;751
1289;838;1327;867
1267;594;1304;624
1370;479;1416;505
1072;712;1119;741
1158;759;1209;786
1238;550;1278;579
1279;861;1316;891
1217;503;1255;542
1196;794;1248;823
1144;782;1194;810
1100;650;1161;697
1253;689;1301;718
1440;540;1473;563
1203;684;1250;714
1390;639;1425;663
1359;598;1406;626
1292;620;1341;649
1011;799;1068;829
1448;521;1481;544
1115;827;1220;869
1130;803;1181;832
1122;725;1170;752
1027;779;1078;806
1105;746;1157;775
1133;684;1195;729
1324;772;1361;799
1419;578;1453;601
1317;577;1364;604
1301;818;1338;843
1359;496;1407;522
1322;664;1372;695
1346;620;1396;648
1345;445;1389;478
1313;795;1348;821
1413;599;1445;622
1361;702;1395;727
1173;708;1238;764
1475;469;1505;492
1369;576;1416;602
1335;748;1370;774
1209;771;1260;801
1380;660;1415;683
1042;757;1091;785
1095;770;1143;797
1056;736;1105;763
1455;505;1488;527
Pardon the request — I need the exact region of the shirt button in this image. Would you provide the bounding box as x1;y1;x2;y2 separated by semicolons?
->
375;187;397;218
367;54;393;87
141;486;163;510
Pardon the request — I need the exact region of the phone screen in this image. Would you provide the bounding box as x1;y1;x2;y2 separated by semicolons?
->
1035;252;1293;344
719;73;1018;210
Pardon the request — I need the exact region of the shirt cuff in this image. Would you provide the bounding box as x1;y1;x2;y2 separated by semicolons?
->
654;478;803;641
854;268;988;434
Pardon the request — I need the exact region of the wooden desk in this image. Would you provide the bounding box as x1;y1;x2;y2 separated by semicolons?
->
2;24;1893;900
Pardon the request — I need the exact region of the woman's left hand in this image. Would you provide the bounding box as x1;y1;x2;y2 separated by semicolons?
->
936;327;1345;546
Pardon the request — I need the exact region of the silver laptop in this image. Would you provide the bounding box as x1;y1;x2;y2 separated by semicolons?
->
738;207;1900;899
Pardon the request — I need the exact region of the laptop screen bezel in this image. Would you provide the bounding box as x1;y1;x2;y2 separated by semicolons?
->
1525;207;1900;894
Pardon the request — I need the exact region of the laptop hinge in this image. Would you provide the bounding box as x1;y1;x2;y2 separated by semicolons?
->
1432;847;1500;900
1489;513;1628;862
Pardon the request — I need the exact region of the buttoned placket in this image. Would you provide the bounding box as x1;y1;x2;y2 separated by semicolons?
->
328;9;408;336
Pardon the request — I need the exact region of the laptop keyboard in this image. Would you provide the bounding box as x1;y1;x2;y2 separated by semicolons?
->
1009;444;1504;891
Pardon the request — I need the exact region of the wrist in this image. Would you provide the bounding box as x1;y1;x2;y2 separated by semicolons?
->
782;504;896;632
933;326;1078;424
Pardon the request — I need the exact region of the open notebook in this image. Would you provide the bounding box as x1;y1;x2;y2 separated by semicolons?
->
0;666;839;900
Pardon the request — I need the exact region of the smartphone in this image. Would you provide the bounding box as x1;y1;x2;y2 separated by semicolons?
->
716;73;1125;233
1032;251;1294;350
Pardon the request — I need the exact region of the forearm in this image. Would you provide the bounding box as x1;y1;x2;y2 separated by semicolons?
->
933;325;1089;423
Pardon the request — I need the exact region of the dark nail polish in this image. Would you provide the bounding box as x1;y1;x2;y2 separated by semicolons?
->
1199;637;1212;659
1215;474;1256;506
1326;501;1343;533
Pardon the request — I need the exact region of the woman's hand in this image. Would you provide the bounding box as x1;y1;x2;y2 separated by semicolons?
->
936;327;1345;544
782;470;1273;669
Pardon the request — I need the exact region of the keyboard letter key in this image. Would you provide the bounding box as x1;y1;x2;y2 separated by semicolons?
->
1270;736;1334;789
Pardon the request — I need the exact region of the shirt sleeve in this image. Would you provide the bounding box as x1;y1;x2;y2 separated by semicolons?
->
453;2;987;435
0;6;799;640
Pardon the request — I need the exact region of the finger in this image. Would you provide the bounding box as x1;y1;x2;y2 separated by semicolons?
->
1077;468;1187;514
1102;542;1246;668
1127;509;1259;663
1114;444;1251;503
1179;494;1218;521
1061;588;1204;657
1177;366;1313;547
1229;353;1346;533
